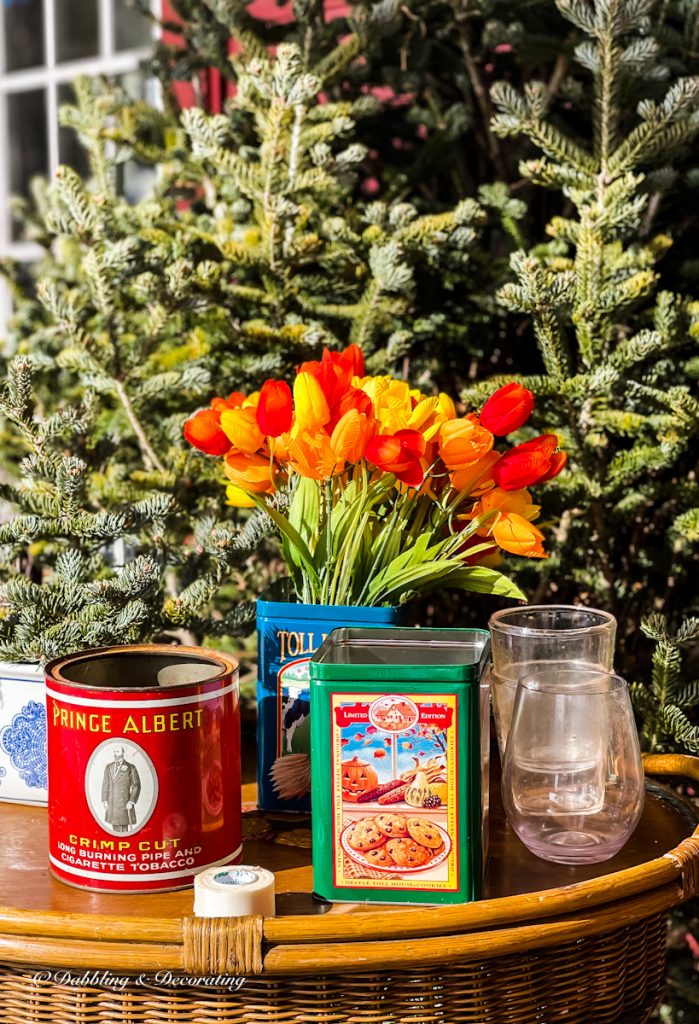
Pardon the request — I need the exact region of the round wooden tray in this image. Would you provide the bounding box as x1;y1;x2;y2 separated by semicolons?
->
1;753;698;1024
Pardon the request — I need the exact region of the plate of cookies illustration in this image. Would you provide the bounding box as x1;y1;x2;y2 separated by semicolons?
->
341;813;451;873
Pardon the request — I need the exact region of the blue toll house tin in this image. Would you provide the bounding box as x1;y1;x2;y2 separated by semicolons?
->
256;595;400;812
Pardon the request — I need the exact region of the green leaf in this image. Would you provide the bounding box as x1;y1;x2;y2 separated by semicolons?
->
441;567;526;599
288;477;320;544
251;494;321;596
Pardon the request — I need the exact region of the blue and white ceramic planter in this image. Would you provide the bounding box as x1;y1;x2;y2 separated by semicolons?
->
256;596;400;812
0;662;47;806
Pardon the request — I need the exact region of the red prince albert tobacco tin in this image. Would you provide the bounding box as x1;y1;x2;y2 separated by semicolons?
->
46;645;242;893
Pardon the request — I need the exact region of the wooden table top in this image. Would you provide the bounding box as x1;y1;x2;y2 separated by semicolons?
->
1;752;695;922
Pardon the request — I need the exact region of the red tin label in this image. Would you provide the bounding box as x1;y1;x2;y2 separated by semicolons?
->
46;647;242;893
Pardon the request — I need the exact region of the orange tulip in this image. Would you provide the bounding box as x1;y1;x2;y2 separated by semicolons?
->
220;406;264;454
286;429;337;481
479;383;534;436
439;416;494;469
450;451;501;496
330;410;374;463
183;408;232;456
257;379;293;437
492;515;546;558
366;429;426;487
492;434;562;490
294;371;330;430
223;451;274;494
470;488;546;558
475;487;540;523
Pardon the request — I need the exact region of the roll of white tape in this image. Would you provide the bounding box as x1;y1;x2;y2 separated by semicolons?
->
193;864;276;918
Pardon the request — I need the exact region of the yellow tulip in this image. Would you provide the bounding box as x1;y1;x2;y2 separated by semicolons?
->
435;392;456;422
225;485;257;508
294;372;330;430
220;407;264;454
358;376;412;433
408;396;439;431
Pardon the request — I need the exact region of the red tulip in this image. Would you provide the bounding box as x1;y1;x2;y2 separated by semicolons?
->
298;345;367;419
183;408;232;456
256;379;293;437
211;392;245;414
492;434;561;491
479;383;534;435
366;429;426;487
539;450;568;482
329;385;374;429
333;343;365;378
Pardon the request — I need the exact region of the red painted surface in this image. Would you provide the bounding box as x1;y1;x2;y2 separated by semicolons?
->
46;651;242;893
162;0;351;112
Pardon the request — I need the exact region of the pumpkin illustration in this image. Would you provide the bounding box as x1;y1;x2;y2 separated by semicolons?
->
341;755;379;802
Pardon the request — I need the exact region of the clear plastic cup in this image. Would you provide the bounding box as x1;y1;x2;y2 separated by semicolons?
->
488;606;616;756
501;667;644;865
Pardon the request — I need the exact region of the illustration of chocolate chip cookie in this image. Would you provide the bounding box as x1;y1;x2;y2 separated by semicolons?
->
406;818;443;849
386;838;431;867
364;845;396;867
347;817;387;851
374;812;409;838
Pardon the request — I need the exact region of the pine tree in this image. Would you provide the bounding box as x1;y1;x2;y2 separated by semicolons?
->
3;0;698;666
631;614;699;753
144;4;698;646
0;10;488;661
467;0;699;648
0;357;257;661
140;0;529;384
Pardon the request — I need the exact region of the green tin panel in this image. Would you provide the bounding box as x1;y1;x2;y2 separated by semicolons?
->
310;627;490;906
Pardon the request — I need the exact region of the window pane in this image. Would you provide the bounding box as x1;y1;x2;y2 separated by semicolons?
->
114;71;157;203
8;89;48;239
4;0;45;71
57;85;91;179
56;0;99;62
115;0;149;50
8;90;48;197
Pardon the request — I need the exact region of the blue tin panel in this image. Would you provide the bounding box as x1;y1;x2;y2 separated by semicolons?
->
256;600;399;812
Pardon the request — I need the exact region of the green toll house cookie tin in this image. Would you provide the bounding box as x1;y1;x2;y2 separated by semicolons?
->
309;627;490;905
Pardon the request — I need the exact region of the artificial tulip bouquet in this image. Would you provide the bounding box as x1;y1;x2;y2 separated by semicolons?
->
184;346;566;607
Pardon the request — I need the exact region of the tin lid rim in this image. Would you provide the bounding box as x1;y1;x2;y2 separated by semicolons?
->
45;643;238;692
256;597;400;622
309;627;491;680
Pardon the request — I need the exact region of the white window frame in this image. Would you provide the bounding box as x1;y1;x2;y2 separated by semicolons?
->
0;0;162;325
